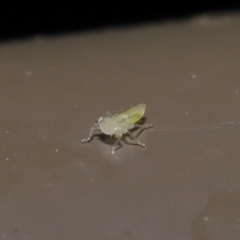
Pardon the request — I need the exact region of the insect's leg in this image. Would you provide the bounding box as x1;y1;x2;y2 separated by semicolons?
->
111;137;122;154
127;131;146;148
81;123;99;144
134;123;153;129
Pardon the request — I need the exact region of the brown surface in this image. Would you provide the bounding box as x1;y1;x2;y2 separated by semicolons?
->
1;13;240;240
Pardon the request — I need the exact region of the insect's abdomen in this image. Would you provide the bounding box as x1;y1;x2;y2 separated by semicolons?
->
117;104;146;124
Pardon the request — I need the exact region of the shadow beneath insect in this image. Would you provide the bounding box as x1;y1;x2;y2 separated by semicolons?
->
94;134;139;153
97;134;116;145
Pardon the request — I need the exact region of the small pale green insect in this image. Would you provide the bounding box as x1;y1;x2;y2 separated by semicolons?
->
81;104;153;154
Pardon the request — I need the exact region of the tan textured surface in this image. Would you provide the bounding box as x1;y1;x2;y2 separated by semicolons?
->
1;13;240;240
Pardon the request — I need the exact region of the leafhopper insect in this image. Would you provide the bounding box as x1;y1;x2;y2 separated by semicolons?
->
81;104;153;154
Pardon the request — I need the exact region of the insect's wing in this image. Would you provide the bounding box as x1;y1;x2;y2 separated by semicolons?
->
113;104;146;124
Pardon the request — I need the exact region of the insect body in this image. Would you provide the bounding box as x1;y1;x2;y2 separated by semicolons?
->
81;104;153;154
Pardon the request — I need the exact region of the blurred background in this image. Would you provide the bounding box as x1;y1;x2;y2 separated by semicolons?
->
1;3;240;40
